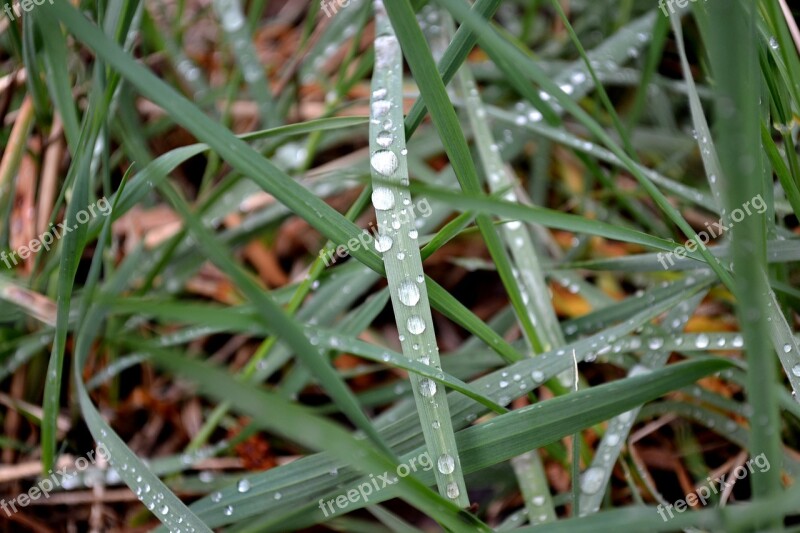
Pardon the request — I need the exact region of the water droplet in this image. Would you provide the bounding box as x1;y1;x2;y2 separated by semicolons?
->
159;505;169;515
437;454;455;474
419;378;437;397
408;229;418;239
396;251;405;260
237;479;250;493
532;495;545;506
376;130;394;147
606;433;620;446
531;370;544;383
732;335;744;348
446;482;460;499
769;36;779;49
648;337;664;350
371;150;399;176
398;280;420;306
224;505;233;516
211;491;222;503
432;420;440;429
792;364;800;377
371;187;396;210
372;100;391;117
783;343;792;353
695;334;710;349
375;234;393;252
580;466;605;494
416;274;424;283
407;315;426;334
372;88;388;99
274;492;282;500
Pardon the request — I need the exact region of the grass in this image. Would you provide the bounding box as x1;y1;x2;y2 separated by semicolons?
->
0;0;799;531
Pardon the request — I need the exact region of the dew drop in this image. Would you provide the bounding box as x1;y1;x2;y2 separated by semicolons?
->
159;505;169;515
792;364;800;377
580;466;605;494
371;187;396;210
446;482;460;499
376;130;394;147
408;229;419;239
398;280;421;306
371;150;399;176
407;315;426;334
370;235;392;255
211;492;222;503
531;370;544;383
419;378;437;397
532;495;545;506
372;100;391;117
695;334;710;349
437;454;455;474
223;505;233;516
648;337;664;350
237;479;250;493
783;343;792;353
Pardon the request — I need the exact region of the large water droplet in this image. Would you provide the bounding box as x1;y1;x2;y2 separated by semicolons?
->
783;343;792;353
371;150;398;176
580;466;605;494
419;378;437;397
792;364;800;377
224;505;233;516
159;504;169;515
407;315;426;334
398;280;420;306
437;454;455;474
237;479;250;493
532;495;545;506
375;235;393;252
372;187;395;210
